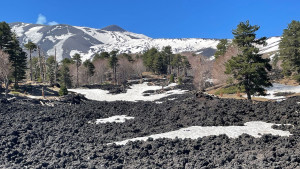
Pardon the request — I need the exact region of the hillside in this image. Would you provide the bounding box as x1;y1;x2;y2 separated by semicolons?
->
10;22;281;61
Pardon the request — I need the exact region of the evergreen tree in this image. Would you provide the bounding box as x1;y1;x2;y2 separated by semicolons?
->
72;53;82;87
225;21;272;100
182;56;191;77
93;52;110;61
109;50;119;84
214;39;228;59
162;46;173;74
24;41;37;81
142;48;159;71
0;22;13;49
59;64;72;88
83;59;95;83
153;53;165;74
32;57;40;81
0;22;27;88
171;54;183;77
46;56;57;86
279;20;300;81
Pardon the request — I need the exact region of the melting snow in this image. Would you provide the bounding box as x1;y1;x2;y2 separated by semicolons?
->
111;121;292;145
92;115;134;124
257;83;300;100
69;82;187;102
24;26;44;43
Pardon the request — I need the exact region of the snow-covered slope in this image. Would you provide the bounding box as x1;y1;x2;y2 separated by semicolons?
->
9;22;280;61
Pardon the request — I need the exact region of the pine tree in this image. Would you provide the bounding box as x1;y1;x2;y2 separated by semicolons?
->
171;54;183;77
109;50;119;84
46;56;57;86
225;21;272;100
0;22;27;88
93;52;110;61
24;41;37;81
7;34;27;88
83;59;95;84
162;46;173;74
153;53;164;74
182;56;191;77
59;64;72;88
72;53;82;87
279;20;300;81
214;39;228;59
142;48;158;72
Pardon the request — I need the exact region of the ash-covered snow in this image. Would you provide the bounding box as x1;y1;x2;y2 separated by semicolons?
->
68;82;187;102
92;115;134;124
112;121;292;145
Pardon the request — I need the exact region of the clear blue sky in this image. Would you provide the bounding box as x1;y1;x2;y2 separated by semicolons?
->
0;0;299;39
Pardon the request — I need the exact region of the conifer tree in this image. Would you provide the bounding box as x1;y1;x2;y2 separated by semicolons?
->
83;59;95;84
46;56;57;86
171;54;183;77
214;39;228;59
24;41;37;81
109;50;119;84
59;61;72;88
162;46;173;74
72;53;82;87
0;22;27;88
225;21;272;100
279;20;300;81
153;53;164;74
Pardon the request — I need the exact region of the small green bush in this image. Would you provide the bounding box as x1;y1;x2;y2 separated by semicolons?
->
59;85;68;96
169;74;174;83
178;76;182;85
215;85;245;95
293;74;300;83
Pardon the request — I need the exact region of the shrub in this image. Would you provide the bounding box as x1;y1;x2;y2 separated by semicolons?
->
169;74;174;83
59;85;68;96
215;85;245;95
178;76;182;85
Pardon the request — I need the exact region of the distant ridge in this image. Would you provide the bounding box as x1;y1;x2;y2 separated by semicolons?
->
101;25;126;32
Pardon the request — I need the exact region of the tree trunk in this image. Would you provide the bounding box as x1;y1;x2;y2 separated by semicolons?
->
246;91;251;100
114;65;117;85
76;65;79;87
4;75;9;98
30;49;32;81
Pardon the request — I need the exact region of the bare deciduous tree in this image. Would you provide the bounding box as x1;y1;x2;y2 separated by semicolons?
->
133;58;146;79
212;45;239;85
188;54;212;90
0;50;12;98
92;59;108;84
117;58;134;85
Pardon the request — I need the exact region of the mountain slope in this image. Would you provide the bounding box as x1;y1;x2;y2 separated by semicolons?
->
9;22;280;61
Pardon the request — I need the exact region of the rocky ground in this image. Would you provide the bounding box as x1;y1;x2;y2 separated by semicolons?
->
1;88;300;168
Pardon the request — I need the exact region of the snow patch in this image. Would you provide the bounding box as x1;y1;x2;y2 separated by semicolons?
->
69;82;187;102
257;83;300;100
92;115;134;124
24;26;44;43
111;121;292;145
